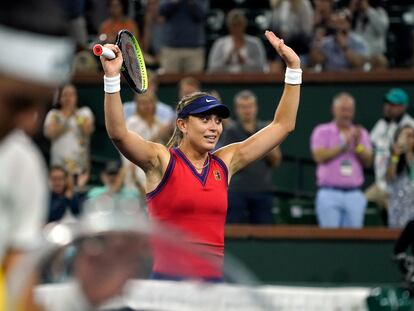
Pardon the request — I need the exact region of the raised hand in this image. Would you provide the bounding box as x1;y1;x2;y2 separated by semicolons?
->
99;44;124;77
265;30;300;69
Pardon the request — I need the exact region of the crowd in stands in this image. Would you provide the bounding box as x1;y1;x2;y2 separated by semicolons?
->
67;0;414;73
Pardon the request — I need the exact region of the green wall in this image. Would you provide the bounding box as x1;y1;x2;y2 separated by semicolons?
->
225;238;401;286
76;81;414;193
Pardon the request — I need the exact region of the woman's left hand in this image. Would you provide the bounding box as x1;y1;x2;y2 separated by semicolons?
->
265;30;301;69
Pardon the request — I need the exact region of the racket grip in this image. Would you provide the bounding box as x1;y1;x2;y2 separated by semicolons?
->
93;44;116;59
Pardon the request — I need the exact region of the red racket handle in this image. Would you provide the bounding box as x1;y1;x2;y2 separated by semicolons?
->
93;44;116;59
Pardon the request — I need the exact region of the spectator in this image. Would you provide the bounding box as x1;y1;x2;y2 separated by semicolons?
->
179;76;201;99
47;166;88;223
386;125;414;228
159;0;208;73
87;160;141;201
142;0;165;70
0;0;75;308
348;0;389;69
269;0;314;66
309;9;369;71
221;90;282;224
207;9;268;73
312;0;335;69
126;92;172;145
313;0;335;35
99;0;139;44
365;88;414;217
310;92;373;228
123;71;175;125
44;84;95;176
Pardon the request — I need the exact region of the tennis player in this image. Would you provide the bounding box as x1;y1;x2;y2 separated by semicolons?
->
99;30;301;280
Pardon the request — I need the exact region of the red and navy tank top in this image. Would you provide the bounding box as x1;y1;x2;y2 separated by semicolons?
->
147;147;228;278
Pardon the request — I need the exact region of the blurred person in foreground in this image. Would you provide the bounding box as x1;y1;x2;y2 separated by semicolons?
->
221;90;282;224
366;88;414;222
310;93;373;228
0;0;75;309
98;30;301;281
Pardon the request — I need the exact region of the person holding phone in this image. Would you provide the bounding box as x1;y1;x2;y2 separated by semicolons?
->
386;125;414;228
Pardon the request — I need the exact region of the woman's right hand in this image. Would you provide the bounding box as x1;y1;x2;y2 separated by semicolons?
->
99;44;123;77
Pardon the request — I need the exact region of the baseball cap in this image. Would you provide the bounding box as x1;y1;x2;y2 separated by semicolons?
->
104;161;122;175
178;95;230;119
384;88;409;106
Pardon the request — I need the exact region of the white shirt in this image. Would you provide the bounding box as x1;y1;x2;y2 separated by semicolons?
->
44;107;94;174
370;113;414;190
0;130;48;262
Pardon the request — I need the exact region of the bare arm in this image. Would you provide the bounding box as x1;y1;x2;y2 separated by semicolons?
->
100;45;168;172
217;31;301;175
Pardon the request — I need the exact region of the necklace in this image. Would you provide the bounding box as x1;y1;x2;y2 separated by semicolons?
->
177;147;210;171
191;156;210;171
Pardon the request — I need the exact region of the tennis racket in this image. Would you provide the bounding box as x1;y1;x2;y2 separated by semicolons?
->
93;30;148;94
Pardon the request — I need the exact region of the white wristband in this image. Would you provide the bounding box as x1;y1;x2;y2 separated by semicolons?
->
284;67;302;85
104;74;121;93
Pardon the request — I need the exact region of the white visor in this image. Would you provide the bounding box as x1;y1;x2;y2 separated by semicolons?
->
0;25;74;86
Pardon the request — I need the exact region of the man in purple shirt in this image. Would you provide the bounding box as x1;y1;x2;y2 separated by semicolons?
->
310;92;373;228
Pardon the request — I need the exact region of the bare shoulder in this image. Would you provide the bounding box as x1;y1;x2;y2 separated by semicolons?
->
213;142;240;173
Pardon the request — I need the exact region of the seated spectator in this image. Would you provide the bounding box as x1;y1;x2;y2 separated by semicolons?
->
309;9;369;71
159;0;208;73
313;0;335;35
221;90;282;224
207;9;268;73
312;0;335;70
99;0;139;44
269;0;314;69
123;71;175;125
44;84;95;176
366;88;414;218
386;125;414;228
47;166;88;223
348;0;389;69
87;160;141;201
126;92;172;144
310;92;373;228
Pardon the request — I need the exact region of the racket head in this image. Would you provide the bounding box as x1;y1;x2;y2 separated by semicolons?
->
115;29;148;94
